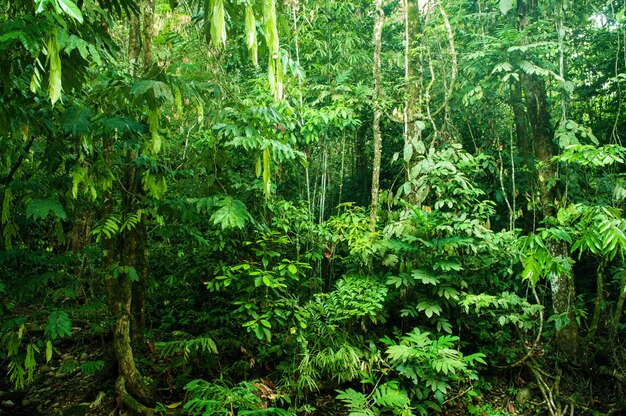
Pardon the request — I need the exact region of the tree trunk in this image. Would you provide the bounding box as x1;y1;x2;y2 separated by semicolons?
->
522;73;579;361
369;0;384;231
142;0;154;73
130;216;148;343
513;0;579;361
106;0;156;409
403;0;420;179
128;12;141;77
129;0;154;345
109;270;154;403
510;81;531;162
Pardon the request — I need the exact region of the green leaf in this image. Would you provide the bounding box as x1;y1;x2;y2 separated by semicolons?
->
412;269;439;285
46;340;53;362
126;266;139;282
433;259;462;272
61;106;92;136
210;197;251;230
417;300;442;318
45;310;72;340
80;360;104;374
262;148;271;198
403;142;413;162
210;0;226;47
245;6;258;65
55;0;84;23
47;29;62;105
499;0;514;15
26;198;67;221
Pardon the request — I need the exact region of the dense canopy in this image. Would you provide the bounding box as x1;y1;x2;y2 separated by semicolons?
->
1;0;625;414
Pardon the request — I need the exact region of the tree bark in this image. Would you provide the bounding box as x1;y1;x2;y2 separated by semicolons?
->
403;0;420;180
510;81;531;162
369;0;384;231
522;73;579;361
513;0;579;361
131;0;154;344
106;0;156;409
142;0;155;73
128;12;141;77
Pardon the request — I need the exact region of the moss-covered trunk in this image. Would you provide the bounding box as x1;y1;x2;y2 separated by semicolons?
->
522;73;579;360
106;0;156;411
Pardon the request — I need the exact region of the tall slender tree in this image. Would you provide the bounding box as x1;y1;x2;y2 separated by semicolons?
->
370;0;384;231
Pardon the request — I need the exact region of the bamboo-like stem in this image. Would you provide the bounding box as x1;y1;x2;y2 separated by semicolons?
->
611;13;622;144
556;0;567;121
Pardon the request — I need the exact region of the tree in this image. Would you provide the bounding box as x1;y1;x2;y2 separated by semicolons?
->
370;0;384;230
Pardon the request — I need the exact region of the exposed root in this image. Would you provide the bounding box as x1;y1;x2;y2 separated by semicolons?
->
116;376;155;416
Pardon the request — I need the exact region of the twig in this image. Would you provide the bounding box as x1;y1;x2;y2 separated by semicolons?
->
442;385;474;405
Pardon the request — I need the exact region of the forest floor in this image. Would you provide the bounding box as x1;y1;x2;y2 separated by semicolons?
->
0;335;118;416
0;330;527;416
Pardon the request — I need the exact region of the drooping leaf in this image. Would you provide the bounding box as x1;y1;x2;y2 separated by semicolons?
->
412;269;439;285
47;29;62;105
210;0;227;47
499;0;514;15
148;109;161;153
263;148;271;198
245;6;258;65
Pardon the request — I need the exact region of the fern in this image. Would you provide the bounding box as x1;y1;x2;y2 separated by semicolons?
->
336;388;375;416
26;198;67;221
80;360;105;374
45;310;72;340
184;379;289;416
91;214;121;242
384;328;485;400
311;275;387;325
337;383;414;416
156;332;217;367
210;196;251;230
